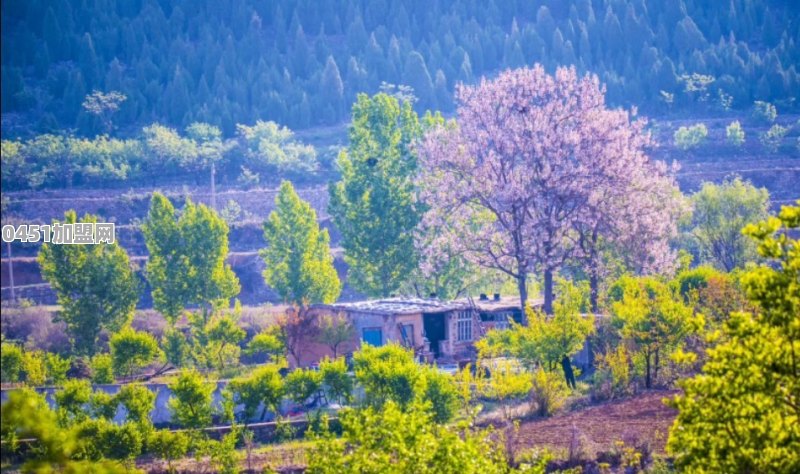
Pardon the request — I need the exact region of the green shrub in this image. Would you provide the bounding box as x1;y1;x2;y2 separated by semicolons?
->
168;369;215;429
752;100;777;124
21;351;47;386
592;346;633;401
45;353;71;385
418;366;459;423
530;367;569;417
759;124;788;153
319;356;353;404
91;353;115;384
725;121;745;147
1;342;23;383
285;368;323;406
675;265;723;301
148;430;190;473
110;327;162;378
54;379;93;424
673;124;708;151
116;384;156;425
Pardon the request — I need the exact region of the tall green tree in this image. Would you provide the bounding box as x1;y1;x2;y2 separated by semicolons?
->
38;211;139;355
688;177;770;271
261;180;341;306
668;202;800;472
329;93;423;297
142;192;240;324
611;275;697;389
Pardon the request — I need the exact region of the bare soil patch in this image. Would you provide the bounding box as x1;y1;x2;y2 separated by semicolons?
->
514;390;678;457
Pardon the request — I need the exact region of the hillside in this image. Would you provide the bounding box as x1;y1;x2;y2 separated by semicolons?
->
3;114;798;305
2;0;798;137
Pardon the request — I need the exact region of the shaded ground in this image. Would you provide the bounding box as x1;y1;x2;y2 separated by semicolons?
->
514;390;679;457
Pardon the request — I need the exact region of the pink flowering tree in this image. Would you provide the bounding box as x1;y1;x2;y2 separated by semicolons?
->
417;65;682;314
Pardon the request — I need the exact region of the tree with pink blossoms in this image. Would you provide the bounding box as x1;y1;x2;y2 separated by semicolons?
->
417;65;682;314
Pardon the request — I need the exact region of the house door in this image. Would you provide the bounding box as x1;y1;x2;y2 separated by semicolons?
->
423;313;446;358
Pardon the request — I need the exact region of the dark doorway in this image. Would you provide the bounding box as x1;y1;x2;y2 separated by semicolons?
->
423;313;446;358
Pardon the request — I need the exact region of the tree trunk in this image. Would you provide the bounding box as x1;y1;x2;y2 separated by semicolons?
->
543;269;554;314
589;271;599;314
654;348;660;387
561;355;576;389
517;272;528;323
645;352;652;389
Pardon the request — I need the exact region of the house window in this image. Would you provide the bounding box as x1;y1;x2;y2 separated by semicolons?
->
362;328;383;347
456;311;472;342
494;312;512;330
399;324;415;347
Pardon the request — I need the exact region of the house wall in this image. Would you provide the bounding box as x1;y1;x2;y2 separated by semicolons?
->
295;308;427;368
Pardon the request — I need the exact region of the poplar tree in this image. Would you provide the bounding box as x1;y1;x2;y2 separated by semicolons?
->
261;180;341;306
142;192;239;324
38;211;139;355
329;93;422;297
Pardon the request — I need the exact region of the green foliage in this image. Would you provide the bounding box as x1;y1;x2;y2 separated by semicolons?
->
88;391;117;421
592;345;632;401
82;90;126;133
38;211;139;355
228;364;285;421
478;279;593;386
674;265;723;301
759;124;788;153
142;193;240;323
668;202;800;473
1;342;23;383
116;384;155;425
109;327;162;378
673;123;708;151
2;0;798;143
285;368;323;407
688;177;771;271
162;328;190;368
168;369;215;429
21;350;47;386
319;357;353;405
611;276;697;389
261;180;341;306
246;329;285;363
418;366;460;424
725;121;745;147
45;353;71;385
237;121;318;173
530;367;569;417
353;343;419;410
206;428;242;474
752;100;777;124
329;93;423;297
91;353;115;384
204;308;246;370
55;379;93;425
482;360;532;421
148;430;190;473
316;314;355;358
306;402;511;474
237;166;260;188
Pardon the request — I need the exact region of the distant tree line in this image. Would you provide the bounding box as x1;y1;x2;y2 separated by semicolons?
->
0;118;323;190
2;0;798;136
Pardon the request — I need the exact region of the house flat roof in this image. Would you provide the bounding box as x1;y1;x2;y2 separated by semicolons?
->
461;296;543;312
313;297;470;316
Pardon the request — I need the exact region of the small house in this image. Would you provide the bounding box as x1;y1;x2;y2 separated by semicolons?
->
296;295;543;368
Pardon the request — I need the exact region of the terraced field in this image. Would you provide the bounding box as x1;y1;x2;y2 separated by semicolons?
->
2;114;798;305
